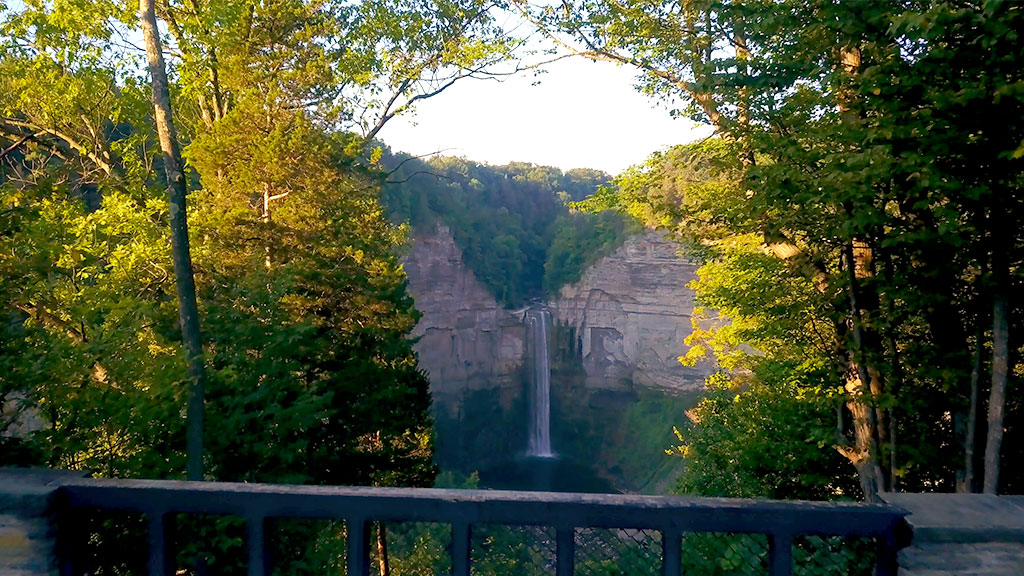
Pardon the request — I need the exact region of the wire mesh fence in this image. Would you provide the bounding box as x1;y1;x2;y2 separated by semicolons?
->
792;535;877;576
55;477;908;576
575;527;661;576
680;532;770;575
380;521;450;576
67;509;889;576
265;518;347;576
470;524;557;576
570;529;881;576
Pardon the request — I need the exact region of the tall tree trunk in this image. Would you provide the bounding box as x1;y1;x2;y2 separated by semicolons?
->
833;47;885;501
263;182;272;268
960;242;989;493
376;522;390;576
732;15;755;168
843;240;884;501
140;0;207;481
983;236;1010;494
878;248;903;492
962;317;984;492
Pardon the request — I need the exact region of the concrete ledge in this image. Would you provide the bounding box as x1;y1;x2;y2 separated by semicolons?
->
0;468;89;576
882;493;1024;576
881;493;1024;544
0;469;86;517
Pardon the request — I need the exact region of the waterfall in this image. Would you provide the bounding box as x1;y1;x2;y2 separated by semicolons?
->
526;308;554;458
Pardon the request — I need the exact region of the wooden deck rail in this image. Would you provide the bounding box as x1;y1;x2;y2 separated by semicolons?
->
54;477;911;576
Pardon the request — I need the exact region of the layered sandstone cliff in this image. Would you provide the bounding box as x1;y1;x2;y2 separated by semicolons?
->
549;231;713;391
403;225;711;475
402;225;527;467
405;226;713;396
403;225;525;398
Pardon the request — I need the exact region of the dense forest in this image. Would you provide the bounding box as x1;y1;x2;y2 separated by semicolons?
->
380;151;632;305
2;0;1024;573
551;1;1024;498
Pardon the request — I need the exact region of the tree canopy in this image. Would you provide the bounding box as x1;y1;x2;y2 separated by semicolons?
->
542;0;1024;498
380;151;634;306
0;0;520;485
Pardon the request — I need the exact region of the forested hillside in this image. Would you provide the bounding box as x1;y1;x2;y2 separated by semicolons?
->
542;1;1024;499
0;0;515;490
380;151;634;305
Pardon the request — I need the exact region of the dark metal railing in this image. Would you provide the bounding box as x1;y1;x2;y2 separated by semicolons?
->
54;477;910;576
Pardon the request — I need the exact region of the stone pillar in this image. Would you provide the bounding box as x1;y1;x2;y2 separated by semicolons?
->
0;469;82;576
882;493;1024;576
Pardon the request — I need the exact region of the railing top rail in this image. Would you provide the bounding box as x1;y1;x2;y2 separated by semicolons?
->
56;477;908;538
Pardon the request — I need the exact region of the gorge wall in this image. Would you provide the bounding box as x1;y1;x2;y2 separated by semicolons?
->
402;225;527;469
550;231;714;392
403;225;712;490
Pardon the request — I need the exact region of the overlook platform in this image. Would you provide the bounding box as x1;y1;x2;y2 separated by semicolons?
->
15;468;1021;576
881;492;1024;576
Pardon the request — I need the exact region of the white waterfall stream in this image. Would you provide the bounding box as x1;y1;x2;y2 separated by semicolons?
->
526;308;554;458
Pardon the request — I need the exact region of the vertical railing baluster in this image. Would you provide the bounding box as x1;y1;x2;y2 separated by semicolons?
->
875;536;899;576
452;521;471;576
768;532;793;576
247;514;267;576
346;516;370;576
661;528;681;576
147;510;171;576
57;526;76;576
556;527;575;576
54;493;78;576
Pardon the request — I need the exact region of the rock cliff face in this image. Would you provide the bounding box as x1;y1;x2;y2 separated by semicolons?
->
402;225;526;468
403;225;524;396
549;231;713;391
403;225;711;481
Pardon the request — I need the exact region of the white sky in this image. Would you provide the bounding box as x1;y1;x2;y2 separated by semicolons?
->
381;56;714;176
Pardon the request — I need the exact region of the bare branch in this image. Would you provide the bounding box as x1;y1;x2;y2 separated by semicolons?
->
0;117;118;177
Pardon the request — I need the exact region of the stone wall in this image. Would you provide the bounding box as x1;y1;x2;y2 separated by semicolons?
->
882;493;1024;576
0;469;80;576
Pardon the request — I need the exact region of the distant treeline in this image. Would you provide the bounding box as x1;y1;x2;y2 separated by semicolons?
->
380;151;638;306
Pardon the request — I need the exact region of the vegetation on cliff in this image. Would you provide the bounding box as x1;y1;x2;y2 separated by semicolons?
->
380;151;636;306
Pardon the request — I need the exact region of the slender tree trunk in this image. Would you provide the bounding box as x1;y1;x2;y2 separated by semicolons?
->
983;237;1010;494
140;0;207;481
843;240;884;500
958;239;989;493
263;182;272;268
962;317;984;492
833;47;885;500
879;248;903;492
732;16;755;168
376;522;390;576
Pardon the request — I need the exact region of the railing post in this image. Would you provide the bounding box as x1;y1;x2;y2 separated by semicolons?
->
661;529;681;576
54;492;80;576
556;527;575;576
147;510;172;576
247;515;268;576
452;521;472;576
768;532;792;576
875;536;899;576
346;516;370;576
